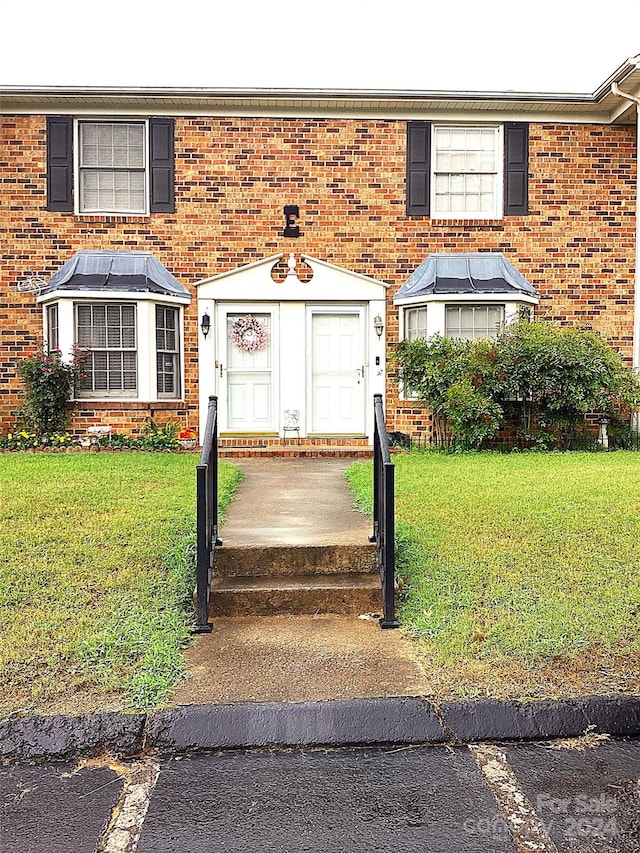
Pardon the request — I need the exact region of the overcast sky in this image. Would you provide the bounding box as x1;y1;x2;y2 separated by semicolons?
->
2;1;639;93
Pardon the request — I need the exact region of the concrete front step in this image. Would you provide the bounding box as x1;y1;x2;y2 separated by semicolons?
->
215;544;376;577
209;573;382;617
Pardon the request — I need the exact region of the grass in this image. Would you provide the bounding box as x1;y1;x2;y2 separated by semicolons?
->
0;452;242;714
346;451;640;699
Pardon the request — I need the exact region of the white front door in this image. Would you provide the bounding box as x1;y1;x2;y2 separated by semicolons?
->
219;306;278;432
310;310;365;434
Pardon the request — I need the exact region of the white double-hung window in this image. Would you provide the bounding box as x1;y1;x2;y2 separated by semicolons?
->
404;306;428;341
156;305;181;398
76;303;138;396
432;126;502;219
78;121;147;214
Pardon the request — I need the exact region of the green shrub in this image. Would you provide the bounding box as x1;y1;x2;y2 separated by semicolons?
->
393;319;640;450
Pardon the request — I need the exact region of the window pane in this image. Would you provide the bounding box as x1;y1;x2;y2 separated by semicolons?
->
81;122;145;168
79;122;146;213
156;306;180;397
47;304;59;352
445;305;504;340
405;307;427;341
433;125;500;217
75;303;137;396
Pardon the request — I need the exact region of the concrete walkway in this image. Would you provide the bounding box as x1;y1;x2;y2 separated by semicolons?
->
219;457;372;546
174;457;433;706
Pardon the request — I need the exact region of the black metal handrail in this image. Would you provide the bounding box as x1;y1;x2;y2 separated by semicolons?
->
194;395;222;633
370;393;399;629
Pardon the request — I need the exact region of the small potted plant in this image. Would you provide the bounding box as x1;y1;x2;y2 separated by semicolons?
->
178;426;197;450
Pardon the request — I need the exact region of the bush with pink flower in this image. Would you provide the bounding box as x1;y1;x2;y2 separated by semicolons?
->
16;346;87;436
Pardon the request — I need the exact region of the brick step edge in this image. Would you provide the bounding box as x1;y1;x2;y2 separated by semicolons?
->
219;439;372;448
2;695;639;760
219;448;373;458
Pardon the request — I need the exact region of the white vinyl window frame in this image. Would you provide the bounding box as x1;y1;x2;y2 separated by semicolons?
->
39;294;186;403
445;303;505;341
75;302;138;398
398;306;428;401
155;304;181;399
46;303;59;353
75;119;150;216
404;306;428;341
398;299;532;401
431;125;503;220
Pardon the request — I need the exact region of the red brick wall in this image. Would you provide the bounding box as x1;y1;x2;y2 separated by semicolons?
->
0;115;636;436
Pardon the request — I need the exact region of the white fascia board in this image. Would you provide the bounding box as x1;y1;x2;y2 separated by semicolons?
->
194;254;283;287
3;100;621;125
593;55;640;100
36;290;191;305
394;293;539;306
301;255;389;287
2;88;633;124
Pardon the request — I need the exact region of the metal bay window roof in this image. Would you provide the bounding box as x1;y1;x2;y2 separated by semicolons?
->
393;253;538;304
40;250;190;299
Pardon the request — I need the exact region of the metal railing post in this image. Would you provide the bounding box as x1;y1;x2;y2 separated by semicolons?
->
372;394;399;629
195;462;211;632
193;395;221;634
380;459;397;628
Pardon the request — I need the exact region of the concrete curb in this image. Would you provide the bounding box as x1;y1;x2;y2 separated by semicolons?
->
1;695;638;760
0;711;146;760
147;697;445;751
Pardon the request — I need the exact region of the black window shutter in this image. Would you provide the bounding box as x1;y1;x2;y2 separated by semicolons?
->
47;116;73;212
406;121;431;216
504;122;529;216
150;118;175;213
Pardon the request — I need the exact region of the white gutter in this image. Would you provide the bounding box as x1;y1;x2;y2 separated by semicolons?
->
612;83;640;375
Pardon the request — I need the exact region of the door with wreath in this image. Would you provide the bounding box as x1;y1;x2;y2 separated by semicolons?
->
221;310;276;432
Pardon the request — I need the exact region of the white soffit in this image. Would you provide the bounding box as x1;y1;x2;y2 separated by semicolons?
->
3;56;640;124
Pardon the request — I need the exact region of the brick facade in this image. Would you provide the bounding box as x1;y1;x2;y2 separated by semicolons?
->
1;112;637;437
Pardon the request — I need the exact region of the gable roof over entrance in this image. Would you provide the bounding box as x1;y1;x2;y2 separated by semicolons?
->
196;254;388;302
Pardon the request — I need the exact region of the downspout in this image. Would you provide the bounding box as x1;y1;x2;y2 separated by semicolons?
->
611;84;640;387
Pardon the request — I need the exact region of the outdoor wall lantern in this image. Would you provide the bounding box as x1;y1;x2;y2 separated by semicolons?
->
201;311;211;338
373;314;384;339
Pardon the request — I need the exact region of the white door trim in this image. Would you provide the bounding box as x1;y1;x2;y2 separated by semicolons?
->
217;303;280;433
306;305;367;435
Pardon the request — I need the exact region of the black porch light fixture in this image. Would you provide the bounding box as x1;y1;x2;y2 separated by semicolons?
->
373;313;384;339
201;311;211;338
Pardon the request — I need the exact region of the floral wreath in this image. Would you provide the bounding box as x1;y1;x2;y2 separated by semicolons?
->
229;314;269;353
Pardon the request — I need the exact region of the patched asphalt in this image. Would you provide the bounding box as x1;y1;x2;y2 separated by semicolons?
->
136;746;516;853
2;740;638;852
505;740;640;852
0;761;121;853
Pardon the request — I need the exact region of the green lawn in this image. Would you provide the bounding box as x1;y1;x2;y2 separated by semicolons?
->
0;452;241;715
347;451;640;698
